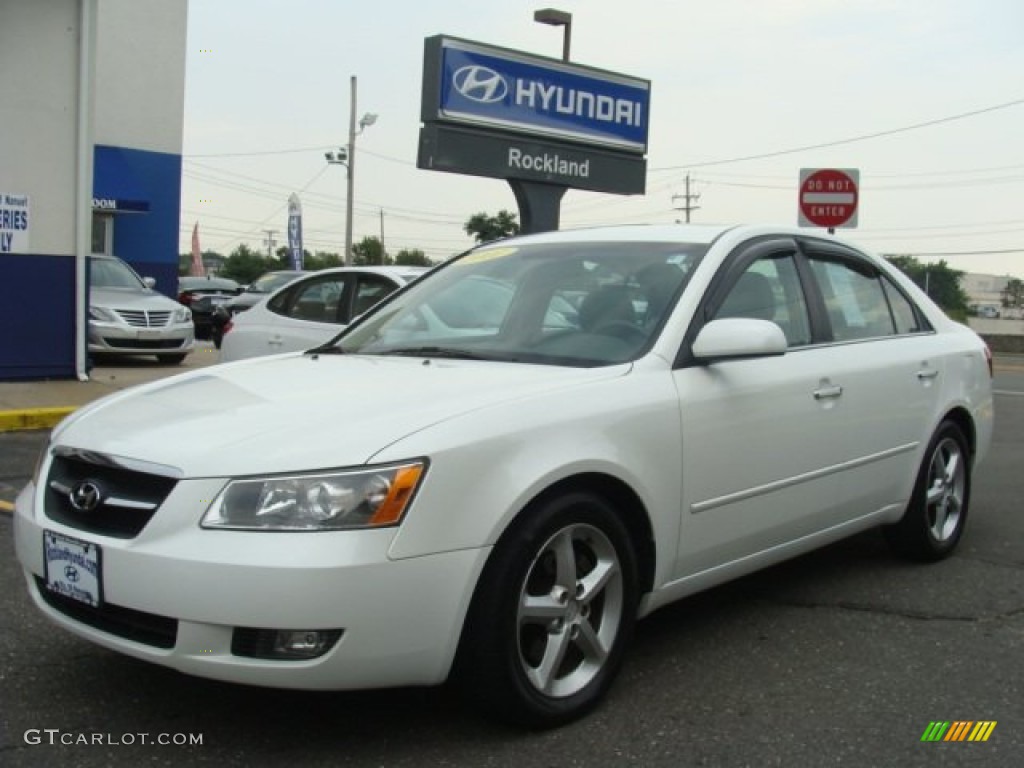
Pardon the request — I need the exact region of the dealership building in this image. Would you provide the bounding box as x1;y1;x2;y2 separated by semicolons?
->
0;0;188;380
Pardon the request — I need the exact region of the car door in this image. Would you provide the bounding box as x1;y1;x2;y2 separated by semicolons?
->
671;239;853;577
795;240;945;518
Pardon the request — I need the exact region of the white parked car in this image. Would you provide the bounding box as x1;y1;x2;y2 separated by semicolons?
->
219;265;428;361
88;255;194;364
15;225;993;727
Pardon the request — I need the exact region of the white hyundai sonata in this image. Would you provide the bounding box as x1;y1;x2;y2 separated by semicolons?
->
14;224;993;727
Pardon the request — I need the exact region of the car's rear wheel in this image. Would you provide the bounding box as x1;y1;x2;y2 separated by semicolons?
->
884;420;971;561
156;353;187;365
457;490;638;728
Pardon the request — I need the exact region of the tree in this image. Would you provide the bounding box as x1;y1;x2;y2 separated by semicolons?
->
218;244;276;284
394;248;432;266
352;236;390;265
464;210;520;244
884;255;969;314
1001;277;1024;309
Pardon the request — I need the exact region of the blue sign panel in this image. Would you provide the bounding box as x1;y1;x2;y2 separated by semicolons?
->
428;37;650;154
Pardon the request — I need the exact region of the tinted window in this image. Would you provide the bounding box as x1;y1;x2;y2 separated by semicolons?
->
713;253;811;347
810;258;895;341
353;276;400;317
881;276;927;334
270;276;347;323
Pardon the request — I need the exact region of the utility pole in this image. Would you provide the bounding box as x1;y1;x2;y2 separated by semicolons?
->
672;173;701;223
262;229;278;258
379;208;385;258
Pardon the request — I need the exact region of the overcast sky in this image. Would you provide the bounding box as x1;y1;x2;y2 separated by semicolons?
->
180;0;1024;277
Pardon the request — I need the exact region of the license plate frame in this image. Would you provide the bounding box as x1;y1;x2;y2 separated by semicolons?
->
43;530;103;607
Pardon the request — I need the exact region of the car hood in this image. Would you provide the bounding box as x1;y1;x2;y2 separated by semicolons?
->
91;287;181;311
54;354;629;477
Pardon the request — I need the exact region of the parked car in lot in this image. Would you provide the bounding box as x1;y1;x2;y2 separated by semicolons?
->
177;276;243;341
209;270;306;348
88;255;194;364
16;225;993;727
220;266;428;362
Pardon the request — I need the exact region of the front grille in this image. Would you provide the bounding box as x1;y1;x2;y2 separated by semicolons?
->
45;454;177;538
35;577;177;649
115;309;172;327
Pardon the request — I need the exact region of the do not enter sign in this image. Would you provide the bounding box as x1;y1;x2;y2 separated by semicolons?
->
798;168;859;229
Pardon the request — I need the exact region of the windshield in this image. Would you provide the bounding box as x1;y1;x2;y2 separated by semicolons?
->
334;241;706;367
90;258;147;290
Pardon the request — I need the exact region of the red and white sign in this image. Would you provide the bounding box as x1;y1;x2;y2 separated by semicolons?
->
798;168;859;229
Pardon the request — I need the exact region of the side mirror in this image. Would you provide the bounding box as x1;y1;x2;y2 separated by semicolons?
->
143;277;157;289
692;318;787;363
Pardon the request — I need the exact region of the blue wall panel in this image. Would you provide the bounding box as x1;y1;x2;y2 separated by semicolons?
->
0;253;77;379
100;145;182;299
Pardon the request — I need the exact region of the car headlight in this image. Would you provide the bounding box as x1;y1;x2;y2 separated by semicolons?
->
174;306;192;323
201;461;426;531
89;306;117;322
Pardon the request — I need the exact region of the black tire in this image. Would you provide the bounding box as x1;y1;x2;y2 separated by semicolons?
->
884;420;971;562
156;353;187;365
456;490;639;728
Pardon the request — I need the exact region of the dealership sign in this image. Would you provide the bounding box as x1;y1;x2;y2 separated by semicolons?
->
0;193;30;254
422;36;650;154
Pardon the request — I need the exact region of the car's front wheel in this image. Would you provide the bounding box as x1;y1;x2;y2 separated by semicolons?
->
884;420;971;561
457;490;639;728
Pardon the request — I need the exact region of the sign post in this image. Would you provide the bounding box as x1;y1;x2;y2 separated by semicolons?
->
798;168;859;232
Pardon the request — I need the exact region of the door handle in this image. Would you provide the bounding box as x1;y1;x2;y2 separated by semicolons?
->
917;369;938;380
814;385;843;400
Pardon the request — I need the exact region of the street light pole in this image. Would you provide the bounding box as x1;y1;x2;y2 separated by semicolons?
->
345;75;357;266
533;8;572;61
325;77;377;266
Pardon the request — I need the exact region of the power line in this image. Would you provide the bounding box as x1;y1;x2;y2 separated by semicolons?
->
651;97;1024;172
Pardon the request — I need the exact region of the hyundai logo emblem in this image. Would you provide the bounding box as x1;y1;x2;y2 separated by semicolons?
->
69;480;104;513
452;65;508;104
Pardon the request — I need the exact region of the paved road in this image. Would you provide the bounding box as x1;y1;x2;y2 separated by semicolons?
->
1;374;1022;767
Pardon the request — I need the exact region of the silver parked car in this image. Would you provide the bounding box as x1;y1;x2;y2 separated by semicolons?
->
88;255;194;365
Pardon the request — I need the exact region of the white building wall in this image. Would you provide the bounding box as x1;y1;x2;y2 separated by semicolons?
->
0;0;81;256
95;0;187;153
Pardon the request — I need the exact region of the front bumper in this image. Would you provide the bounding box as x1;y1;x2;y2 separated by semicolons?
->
88;320;194;356
14;477;488;690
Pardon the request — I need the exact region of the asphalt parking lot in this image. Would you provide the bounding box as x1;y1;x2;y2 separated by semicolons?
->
0;364;1021;767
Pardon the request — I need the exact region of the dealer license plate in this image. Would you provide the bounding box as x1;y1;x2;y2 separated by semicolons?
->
137;329;162;340
43;530;103;607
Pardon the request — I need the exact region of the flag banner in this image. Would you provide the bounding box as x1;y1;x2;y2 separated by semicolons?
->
287;194;304;270
190;223;205;276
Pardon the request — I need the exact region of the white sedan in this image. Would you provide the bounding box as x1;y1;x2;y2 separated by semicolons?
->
14;225;993;727
219;265;428;361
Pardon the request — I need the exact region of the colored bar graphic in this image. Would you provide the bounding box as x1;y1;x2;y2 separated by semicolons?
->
921;721;996;742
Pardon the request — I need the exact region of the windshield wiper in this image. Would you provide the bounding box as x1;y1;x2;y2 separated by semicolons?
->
305;344;345;356
379;346;488;360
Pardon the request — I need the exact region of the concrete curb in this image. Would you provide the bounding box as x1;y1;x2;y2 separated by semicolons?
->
0;407;76;433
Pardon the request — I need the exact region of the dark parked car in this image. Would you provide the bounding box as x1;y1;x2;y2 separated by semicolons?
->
177;276;243;341
210;270;306;348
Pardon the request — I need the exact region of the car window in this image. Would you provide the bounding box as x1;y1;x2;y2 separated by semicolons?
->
712;253;811;347
352;276;399;318
270;276;347;323
810;258;896;341
881;276;928;334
